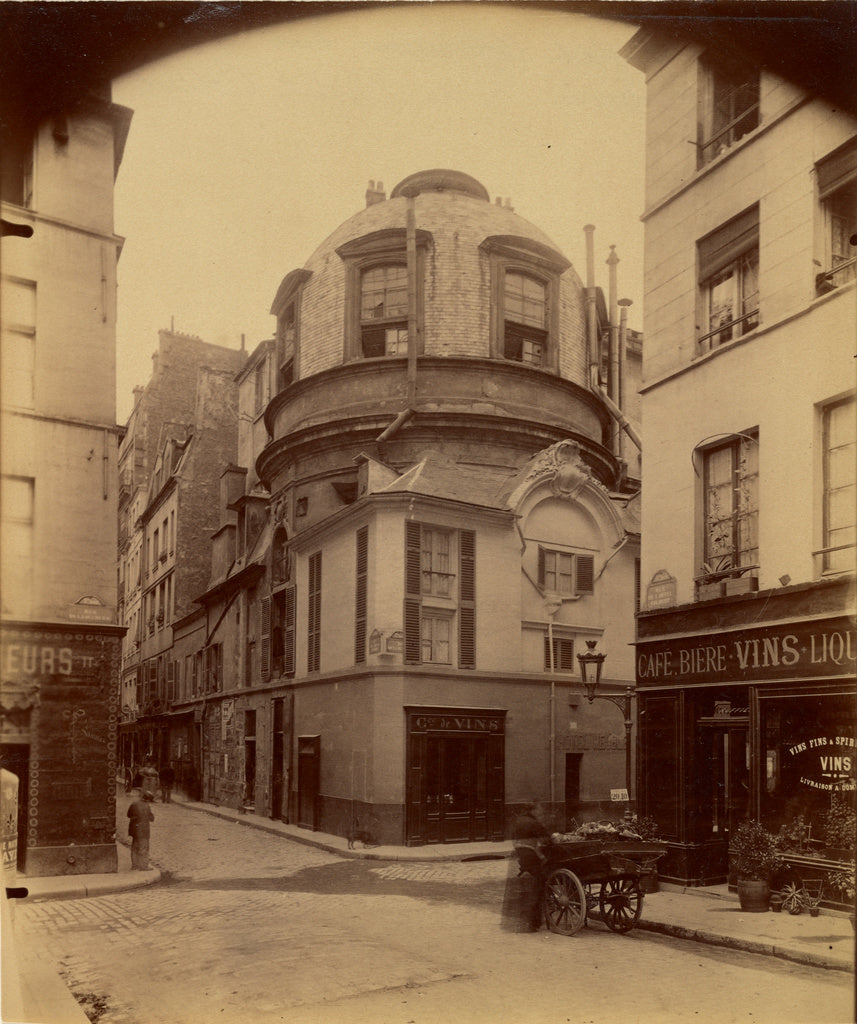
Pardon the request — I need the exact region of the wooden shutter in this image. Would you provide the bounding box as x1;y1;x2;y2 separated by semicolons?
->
308;552;321;672
537;546;546;586
355;526;368;664
404;521;422;664
575;554;595;595
260;596;271;679
459;529;476;669
284;585;296;676
167;660;175;702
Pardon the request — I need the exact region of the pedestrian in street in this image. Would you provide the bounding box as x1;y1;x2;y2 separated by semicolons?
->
127;790;155;870
140;758;159;800
159;763;175;803
502;800;552;933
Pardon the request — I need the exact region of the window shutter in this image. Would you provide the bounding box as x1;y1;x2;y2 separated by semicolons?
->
575;554;595;595
817;137;857;199
308;552;321;673
537;546;546;587
167;660;175;702
459;529;476;669
558;638;574;671
284;585;296;676
698;206;759;281
260;596;271;679
355;526;368;664
404;522;422;664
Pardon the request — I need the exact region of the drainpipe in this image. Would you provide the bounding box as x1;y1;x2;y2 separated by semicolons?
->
376;192;418;447
618;298;632;419
584;224;642;453
583;224;599;384
607;246;620;456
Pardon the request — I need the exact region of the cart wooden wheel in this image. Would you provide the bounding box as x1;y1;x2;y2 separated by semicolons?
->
599;877;644;933
543;867;587;936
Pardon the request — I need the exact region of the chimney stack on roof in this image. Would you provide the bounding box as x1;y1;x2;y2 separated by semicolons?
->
365;180;386;207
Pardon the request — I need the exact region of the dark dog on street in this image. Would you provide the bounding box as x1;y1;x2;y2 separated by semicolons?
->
347;820;375;850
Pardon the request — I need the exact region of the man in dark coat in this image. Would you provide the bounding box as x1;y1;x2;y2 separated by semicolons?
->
127;791;155;869
510;801;552;932
159;763;175;803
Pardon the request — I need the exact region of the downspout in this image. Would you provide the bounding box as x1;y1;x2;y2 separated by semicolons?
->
584;224;642;453
618;298;632;427
607;246;620;458
376;192;418;447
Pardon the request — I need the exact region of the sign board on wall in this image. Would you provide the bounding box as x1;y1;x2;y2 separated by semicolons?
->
637;616;856;687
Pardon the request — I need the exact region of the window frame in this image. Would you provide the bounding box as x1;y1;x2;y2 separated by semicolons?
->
816;138;857;294
337;228;432;363
270;268;312;389
537;546;595;598
820;396;856;574
307;550;322;673
697;207;760;352
480;235;569;374
699;431;760;580
697;56;760;167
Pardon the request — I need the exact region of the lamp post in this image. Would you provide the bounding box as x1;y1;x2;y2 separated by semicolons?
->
576;640;634;824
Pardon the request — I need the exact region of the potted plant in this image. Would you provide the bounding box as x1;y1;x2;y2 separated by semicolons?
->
826;860;855;923
730;819;782;912
774;815;809;855
822;795;856;861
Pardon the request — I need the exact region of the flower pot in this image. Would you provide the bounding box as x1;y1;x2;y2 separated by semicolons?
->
809;907;820;917
769;894;783;913
737;879;770;913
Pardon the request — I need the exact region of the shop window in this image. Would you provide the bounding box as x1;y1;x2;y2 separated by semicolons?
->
480;235;569;374
537;547;595;597
759;691;856;848
337;228;431;362
307;551;321;673
404;522;475;668
544;635;574;672
821;397;856;573
697;57;759;167
816;138;857;294
701;431;759;581
698;207;759;351
355;526;368;664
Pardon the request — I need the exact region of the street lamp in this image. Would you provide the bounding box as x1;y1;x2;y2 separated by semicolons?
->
576;640;634;824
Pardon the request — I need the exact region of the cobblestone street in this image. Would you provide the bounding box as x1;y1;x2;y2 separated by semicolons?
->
14;796;854;1024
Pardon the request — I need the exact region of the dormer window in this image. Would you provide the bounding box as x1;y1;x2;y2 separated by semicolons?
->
480;235;569;374
503;271;547;366
360;263;408;357
337;227;432;363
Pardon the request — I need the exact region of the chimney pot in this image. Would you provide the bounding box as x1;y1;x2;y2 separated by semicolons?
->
365;180;387;207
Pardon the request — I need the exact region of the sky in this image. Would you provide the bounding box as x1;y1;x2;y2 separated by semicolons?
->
112;4;645;422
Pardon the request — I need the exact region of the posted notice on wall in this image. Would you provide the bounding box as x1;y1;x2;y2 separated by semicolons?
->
610;789;629;802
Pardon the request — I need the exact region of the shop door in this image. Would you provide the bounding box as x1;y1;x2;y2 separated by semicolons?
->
424;736;489;843
705;726;749;873
297;735;320;830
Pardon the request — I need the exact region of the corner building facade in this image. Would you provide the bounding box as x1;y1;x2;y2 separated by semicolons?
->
188;170;644;846
623;33;856;888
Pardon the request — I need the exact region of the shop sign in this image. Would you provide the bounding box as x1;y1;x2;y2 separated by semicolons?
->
636;616;856;687
564;732;624;751
786;735;855;792
409;711;505;734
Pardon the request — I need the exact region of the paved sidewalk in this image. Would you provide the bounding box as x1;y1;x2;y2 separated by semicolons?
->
16;792;856;975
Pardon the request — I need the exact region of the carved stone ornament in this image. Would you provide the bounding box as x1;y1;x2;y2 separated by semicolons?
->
271;494;289;527
525;440;592;500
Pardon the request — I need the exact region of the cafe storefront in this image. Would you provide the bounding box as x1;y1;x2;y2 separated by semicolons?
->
635;578;856;887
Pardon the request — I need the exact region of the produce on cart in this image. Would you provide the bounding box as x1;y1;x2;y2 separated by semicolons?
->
514;819;667;937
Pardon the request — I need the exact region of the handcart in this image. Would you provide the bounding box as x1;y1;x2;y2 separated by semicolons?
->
515;825;667;937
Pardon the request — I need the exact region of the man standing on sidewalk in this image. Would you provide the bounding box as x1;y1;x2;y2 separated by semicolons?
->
127;790;155;869
159;763;175;803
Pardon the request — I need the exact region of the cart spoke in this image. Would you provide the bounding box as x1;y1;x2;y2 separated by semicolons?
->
599;877;643;933
543;868;587;936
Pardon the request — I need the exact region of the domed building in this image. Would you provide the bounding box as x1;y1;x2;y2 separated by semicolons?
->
187;170;642;846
